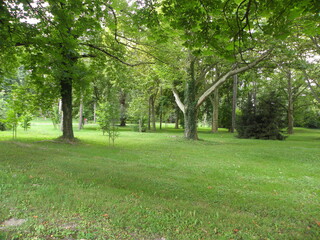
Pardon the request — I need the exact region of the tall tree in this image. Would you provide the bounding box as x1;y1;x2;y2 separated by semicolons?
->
152;0;319;139
2;0;154;140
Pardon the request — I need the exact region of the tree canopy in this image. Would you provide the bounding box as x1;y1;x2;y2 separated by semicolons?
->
1;0;319;140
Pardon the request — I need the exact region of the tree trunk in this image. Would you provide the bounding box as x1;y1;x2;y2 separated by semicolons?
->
148;96;151;130
59;99;63;131
175;104;179;129
93;102;97;123
159;87;163;130
211;88;219;133
253;81;257;108
78;95;83;130
287;71;294;134
151;96;156;131
159;108;163;130
231;74;238;133
119;91;126;126
60;75;74;140
184;57;198;140
139;118;142;132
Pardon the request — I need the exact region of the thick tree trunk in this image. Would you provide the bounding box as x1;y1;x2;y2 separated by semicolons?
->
60;76;74;140
211;88;219;133
78;95;83;130
184;58;198;140
231;74;238;133
287;71;294;134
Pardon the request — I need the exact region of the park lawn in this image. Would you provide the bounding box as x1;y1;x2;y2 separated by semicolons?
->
0;121;320;239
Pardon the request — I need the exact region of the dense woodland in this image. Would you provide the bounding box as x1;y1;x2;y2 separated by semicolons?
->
0;0;319;140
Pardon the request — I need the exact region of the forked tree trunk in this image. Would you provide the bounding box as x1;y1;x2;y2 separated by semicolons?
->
173;51;271;140
184;58;198;140
231;74;238;133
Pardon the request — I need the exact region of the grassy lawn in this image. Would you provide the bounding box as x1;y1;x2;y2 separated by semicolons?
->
0;120;320;239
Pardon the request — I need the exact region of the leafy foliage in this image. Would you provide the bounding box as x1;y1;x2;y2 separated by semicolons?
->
97;90;120;146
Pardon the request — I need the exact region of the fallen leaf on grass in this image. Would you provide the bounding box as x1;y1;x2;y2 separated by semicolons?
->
316;221;320;227
102;214;109;218
233;229;239;234
207;186;213;189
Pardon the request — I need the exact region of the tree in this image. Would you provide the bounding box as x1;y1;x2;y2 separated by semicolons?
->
146;0;319;139
2;0;155;141
237;91;286;140
97;94;120;146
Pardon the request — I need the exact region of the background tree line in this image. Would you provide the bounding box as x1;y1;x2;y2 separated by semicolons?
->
0;0;319;140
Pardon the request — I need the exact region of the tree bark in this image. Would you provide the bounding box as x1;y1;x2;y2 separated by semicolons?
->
175;103;179;129
211;88;219;133
159;87;163;130
119;90;126;126
78;95;83;130
253;81;257;108
184;57;198;140
60;75;74;140
172;51;272;140
151;96;156;131
231;74;238;133
59;99;63;131
287;70;294;134
148;96;151;130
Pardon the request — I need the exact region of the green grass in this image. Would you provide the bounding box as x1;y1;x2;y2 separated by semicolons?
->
0;121;320;239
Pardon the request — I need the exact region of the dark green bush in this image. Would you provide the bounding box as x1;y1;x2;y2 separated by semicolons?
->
237;91;286;140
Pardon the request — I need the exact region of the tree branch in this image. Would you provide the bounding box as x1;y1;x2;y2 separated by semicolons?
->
302;69;320;103
81;43;155;67
196;49;272;108
172;88;185;114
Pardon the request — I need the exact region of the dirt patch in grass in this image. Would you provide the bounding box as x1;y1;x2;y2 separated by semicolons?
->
0;218;27;229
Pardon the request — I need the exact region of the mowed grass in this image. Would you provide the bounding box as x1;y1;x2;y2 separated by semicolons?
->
0;121;319;239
